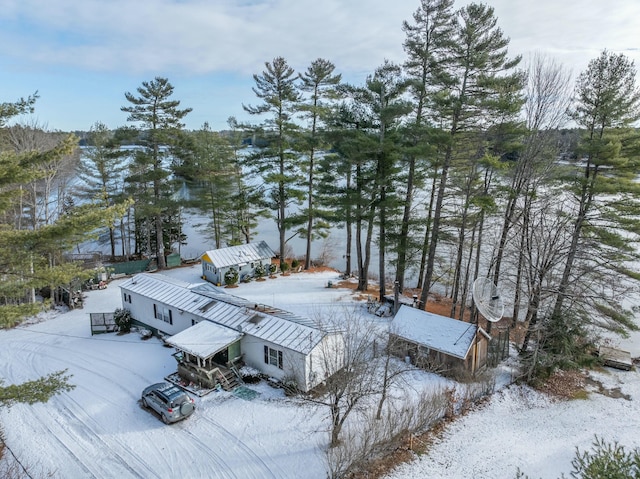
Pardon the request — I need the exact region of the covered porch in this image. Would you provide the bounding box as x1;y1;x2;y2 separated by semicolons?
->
165;320;244;391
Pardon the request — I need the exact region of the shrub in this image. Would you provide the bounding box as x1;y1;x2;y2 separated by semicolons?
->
291;258;300;270
269;264;277;275
224;268;239;286
113;308;132;332
518;436;640;478
280;262;290;274
255;263;266;279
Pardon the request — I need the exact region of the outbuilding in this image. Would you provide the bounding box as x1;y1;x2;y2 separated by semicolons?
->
120;273;343;392
389;305;491;375
201;241;275;285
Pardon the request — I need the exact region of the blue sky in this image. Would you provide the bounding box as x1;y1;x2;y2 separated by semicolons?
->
1;0;639;132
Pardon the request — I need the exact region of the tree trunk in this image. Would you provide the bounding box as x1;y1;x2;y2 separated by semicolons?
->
416;172;438;290
395;155;416;292
155;214;166;269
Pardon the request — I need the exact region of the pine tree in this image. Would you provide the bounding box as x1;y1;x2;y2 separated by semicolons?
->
0;96;128;325
418;2;523;310
243;57;304;267
550;51;640;331
184;122;242;248
297;58;342;269
397;0;454;292
75;121;129;260
121;77;192;269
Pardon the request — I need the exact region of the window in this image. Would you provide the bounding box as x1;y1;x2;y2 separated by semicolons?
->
264;345;283;369
123;293;132;303
153;304;173;325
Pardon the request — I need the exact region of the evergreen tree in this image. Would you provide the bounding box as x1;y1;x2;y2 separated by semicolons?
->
121;77;192;269
549;51;640;333
226;117;265;244
418;3;522;310
1;370;74;408
0;96;127;325
297;58;342;269
243;57;304;267
184;122;237;248
75;121;129;260
397;0;454;292
364;61;412;299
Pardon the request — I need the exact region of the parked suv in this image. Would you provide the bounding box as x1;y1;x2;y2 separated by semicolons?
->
141;382;195;424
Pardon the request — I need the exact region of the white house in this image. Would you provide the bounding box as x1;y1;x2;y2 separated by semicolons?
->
201;241;275;285
389;305;491;374
119;273;343;392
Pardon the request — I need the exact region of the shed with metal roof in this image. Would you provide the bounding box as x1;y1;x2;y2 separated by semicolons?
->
389;305;491;375
201;241;275;285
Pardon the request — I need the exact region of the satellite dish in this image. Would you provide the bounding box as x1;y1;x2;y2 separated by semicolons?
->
472;278;504;323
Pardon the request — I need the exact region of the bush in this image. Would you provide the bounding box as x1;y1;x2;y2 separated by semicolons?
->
517;436;640;479
280;262;290;274
224;268;239;286
571;436;640;479
291;258;300;270
113;308;132;333
254;263;266;279
269;264;277;275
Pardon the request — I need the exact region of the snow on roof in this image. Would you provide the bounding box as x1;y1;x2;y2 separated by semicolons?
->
120;273;328;355
390;305;478;360
201;241;275;268
165;320;242;359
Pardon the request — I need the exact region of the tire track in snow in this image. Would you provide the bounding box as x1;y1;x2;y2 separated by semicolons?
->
179;428;238;479
15;343;165;478
13;341;192;477
58;396;162;478
9;338;247;478
198;416;281;479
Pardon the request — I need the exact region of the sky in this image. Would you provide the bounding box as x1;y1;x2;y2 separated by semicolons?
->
1;0;639;132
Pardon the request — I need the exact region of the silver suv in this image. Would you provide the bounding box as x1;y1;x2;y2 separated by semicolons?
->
141;382;195;424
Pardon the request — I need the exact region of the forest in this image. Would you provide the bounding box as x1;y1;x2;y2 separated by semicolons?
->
1;0;640;384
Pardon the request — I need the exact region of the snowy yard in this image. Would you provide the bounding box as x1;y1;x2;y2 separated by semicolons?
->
1;265;639;478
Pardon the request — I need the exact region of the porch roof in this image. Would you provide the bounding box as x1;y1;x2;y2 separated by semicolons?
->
165;320;242;359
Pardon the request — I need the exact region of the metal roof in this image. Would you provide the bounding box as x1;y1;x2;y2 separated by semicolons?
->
390;305;479;360
201;241;275;268
165;321;242;359
120;273;327;355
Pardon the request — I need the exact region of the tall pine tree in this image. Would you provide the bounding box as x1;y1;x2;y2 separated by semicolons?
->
243;57;303;267
122;77;191;269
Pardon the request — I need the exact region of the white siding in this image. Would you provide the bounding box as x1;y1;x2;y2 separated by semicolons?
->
119;273;344;392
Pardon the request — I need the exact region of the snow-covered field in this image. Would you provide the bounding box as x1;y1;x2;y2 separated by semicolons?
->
1;265;639;479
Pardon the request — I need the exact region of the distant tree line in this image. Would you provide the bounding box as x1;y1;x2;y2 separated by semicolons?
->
1;0;640;386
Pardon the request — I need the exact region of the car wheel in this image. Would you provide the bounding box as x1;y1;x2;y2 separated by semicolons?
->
161;413;169;424
141;397;148;408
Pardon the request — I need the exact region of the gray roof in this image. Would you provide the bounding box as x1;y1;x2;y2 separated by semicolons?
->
120;273;327;355
201;241;275;268
390;305;481;360
165;320;242;359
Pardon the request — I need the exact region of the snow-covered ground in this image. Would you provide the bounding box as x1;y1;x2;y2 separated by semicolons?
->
1;265;639;479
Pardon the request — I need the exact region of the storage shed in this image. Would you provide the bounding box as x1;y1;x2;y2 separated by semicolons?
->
389;305;491;375
120;273;343;392
201;241;275;285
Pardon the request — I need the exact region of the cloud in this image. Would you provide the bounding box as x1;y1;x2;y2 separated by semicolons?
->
0;0;412;77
